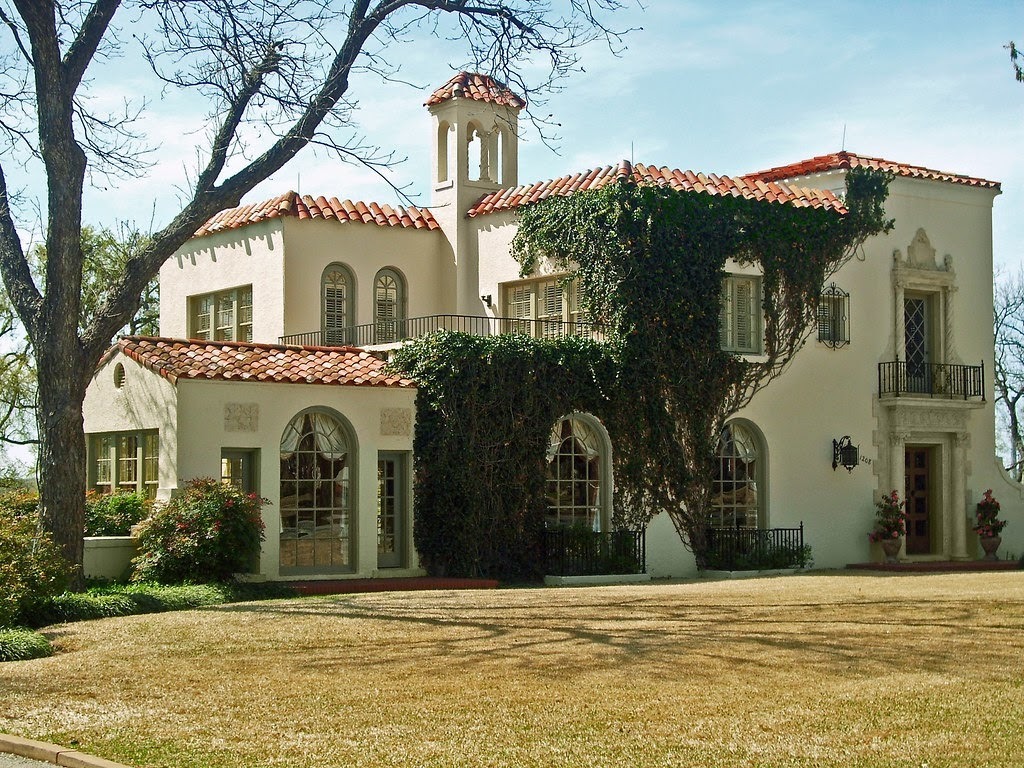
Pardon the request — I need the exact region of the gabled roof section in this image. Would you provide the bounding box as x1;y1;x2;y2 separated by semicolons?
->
743;151;1001;190
194;192;440;239
105;337;414;388
425;71;526;109
467;160;846;218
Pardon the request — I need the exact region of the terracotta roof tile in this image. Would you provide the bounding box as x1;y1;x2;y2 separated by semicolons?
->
194;192;441;239
742;151;1000;190
467;160;847;217
107;337;415;388
425;71;526;109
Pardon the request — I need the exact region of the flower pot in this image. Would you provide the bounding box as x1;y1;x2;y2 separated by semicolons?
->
880;537;901;564
980;535;1002;562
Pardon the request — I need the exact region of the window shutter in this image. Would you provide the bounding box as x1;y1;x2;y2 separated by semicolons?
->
735;279;752;350
817;296;833;341
719;280;732;349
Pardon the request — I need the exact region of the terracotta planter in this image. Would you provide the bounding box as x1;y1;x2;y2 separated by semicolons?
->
980;535;1002;562
880;537;901;564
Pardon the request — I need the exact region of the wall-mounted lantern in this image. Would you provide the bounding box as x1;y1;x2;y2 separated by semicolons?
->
481;294;492;308
832;436;859;472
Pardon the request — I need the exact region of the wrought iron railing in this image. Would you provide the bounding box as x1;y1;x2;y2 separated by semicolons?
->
279;314;606;347
705;523;806;571
542;527;646;577
877;360;984;400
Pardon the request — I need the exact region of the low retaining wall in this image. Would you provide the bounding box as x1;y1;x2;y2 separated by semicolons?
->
83;536;137;581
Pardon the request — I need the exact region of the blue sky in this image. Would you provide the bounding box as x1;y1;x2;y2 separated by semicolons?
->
69;1;1024;267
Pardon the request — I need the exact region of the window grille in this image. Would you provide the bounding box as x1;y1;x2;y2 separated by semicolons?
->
817;283;850;348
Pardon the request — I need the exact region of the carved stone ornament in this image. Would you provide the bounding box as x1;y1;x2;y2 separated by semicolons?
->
380;408;413;437
907;228;938;269
224;402;259;433
889;404;968;433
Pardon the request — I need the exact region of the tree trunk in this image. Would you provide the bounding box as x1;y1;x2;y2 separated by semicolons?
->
35;342;90;587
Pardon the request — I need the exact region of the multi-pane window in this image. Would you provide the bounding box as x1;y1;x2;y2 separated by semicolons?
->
545;415;605;530
503;276;580;338
89;430;159;498
322;264;354;345
710;421;761;528
719;275;761;354
373;268;405;344
279;410;353;572
190;286;253;342
817;284;850;348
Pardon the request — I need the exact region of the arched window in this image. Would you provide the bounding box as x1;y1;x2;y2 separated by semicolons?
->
279;409;355;572
322;263;354;345
373;268;406;344
545;414;611;530
711;420;765;529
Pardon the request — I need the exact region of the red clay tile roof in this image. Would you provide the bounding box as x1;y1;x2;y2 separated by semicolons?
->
425;71;526;109
743;151;1000;190
467;160;847;217
194;192;440;239
107;337;414;388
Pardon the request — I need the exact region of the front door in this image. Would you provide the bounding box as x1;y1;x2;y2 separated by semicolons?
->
904;447;932;554
377;453;406;568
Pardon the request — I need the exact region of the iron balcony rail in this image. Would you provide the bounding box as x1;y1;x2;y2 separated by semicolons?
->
542;527;646;577
705;523;806;571
279;314;606;348
877;360;985;401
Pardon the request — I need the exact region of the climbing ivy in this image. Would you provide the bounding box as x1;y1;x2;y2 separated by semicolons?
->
513;167;893;566
391;332;617;578
394;167;892;576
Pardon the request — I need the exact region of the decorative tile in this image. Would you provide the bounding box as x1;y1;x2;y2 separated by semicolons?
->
224;402;259;432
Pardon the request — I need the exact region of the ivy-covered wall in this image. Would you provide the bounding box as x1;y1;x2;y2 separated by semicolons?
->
391;332;617;579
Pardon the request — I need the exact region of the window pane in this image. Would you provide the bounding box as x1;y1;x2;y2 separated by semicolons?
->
237;287;253;342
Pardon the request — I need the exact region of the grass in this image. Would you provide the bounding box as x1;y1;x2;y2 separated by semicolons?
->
1;571;1022;768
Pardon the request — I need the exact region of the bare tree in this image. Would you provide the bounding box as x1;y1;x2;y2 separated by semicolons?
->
0;0;632;578
994;269;1024;480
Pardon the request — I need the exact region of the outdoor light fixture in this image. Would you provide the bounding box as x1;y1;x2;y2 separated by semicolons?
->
832;436;859;472
481;294;492;308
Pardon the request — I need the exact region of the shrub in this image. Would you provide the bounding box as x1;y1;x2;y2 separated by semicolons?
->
85;490;149;536
0;491;72;628
0;628;52;662
20;581;297;629
132;478;266;584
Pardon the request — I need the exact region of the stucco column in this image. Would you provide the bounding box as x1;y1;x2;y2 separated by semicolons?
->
888;431;907;497
894;275;906;360
951;431;969;560
944;285;959;364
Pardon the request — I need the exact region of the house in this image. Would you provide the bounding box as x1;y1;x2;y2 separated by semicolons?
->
83;72;1022;581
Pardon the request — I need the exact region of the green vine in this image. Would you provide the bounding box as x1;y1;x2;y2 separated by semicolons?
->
394;167;892;576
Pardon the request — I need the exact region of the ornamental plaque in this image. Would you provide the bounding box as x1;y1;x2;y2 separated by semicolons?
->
224;402;259;432
380;408;413;436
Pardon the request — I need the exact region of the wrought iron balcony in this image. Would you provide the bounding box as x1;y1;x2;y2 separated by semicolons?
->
877;360;985;401
279;314;606;347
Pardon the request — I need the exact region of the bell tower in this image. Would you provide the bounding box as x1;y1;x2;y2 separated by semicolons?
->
425;72;524;314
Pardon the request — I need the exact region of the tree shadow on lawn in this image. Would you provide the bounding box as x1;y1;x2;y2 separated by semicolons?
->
200;589;1022;681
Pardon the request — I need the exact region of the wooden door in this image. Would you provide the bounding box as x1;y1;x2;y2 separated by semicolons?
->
904;447;931;554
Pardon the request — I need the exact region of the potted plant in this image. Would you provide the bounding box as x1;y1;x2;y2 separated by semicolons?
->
973;489;1007;561
869;490;906;563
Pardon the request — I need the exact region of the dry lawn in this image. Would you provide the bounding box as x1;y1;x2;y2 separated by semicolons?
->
2;572;1023;768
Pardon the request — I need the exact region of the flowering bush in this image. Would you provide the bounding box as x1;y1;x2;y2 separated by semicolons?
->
0;490;72;627
868;489;906;543
132;478;267;584
84;490;150;536
972;489;1007;539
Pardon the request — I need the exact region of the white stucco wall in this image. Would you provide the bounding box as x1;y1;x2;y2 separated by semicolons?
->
175;379;418;580
160;220;286;341
83;351;180;499
278;217;446;339
470;171;1022;571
